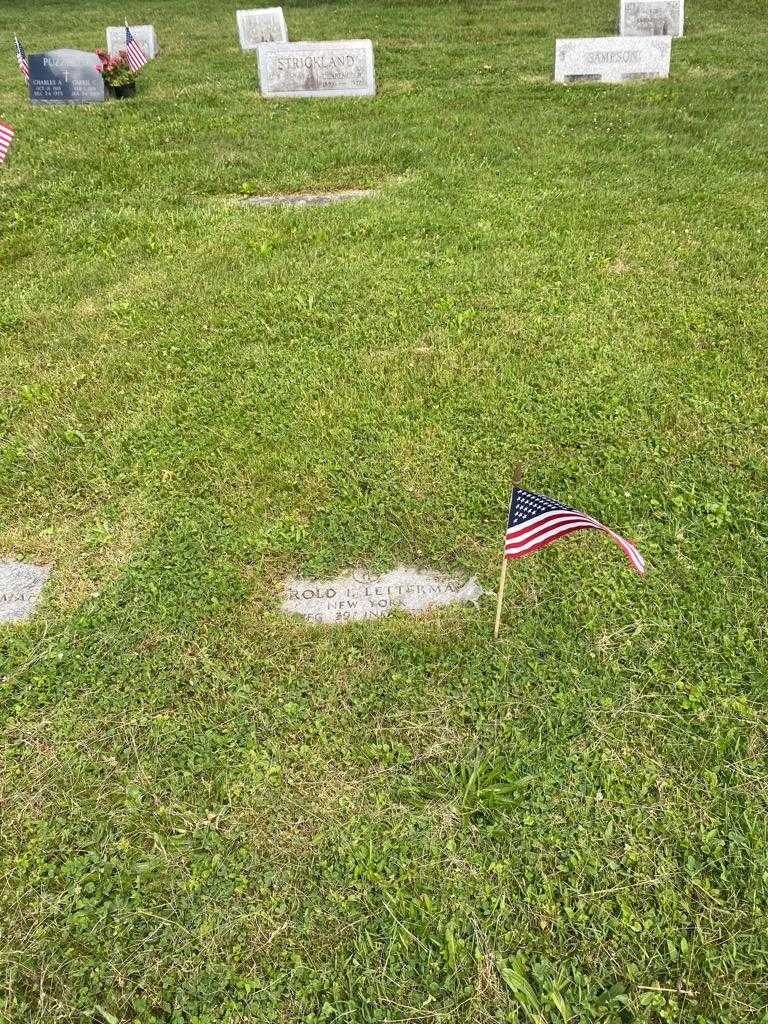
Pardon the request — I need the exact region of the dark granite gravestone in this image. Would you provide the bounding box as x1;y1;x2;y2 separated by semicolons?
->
28;49;106;105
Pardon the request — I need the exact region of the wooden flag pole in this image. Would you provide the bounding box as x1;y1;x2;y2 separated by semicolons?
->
493;464;523;641
492;559;508;641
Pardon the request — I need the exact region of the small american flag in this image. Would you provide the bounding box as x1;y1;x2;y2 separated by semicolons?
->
0;121;16;165
15;35;29;82
124;23;148;73
504;486;645;574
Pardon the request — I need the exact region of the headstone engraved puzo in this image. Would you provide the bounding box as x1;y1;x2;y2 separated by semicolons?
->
282;566;483;625
554;36;671;84
258;40;375;98
0;563;51;623
106;24;157;58
236;8;288;49
28;49;106;104
619;0;683;36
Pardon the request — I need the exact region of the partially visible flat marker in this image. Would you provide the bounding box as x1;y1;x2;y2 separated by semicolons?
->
0;562;52;623
245;189;375;207
282;566;484;625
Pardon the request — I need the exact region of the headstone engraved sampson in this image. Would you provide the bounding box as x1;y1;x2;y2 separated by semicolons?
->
282;566;483;625
236;8;288;49
0;563;51;623
257;40;375;98
619;0;683;37
106;25;157;58
28;49;106;104
554;36;671;84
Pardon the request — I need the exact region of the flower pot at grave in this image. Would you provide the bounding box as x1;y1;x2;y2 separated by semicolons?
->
109;81;136;99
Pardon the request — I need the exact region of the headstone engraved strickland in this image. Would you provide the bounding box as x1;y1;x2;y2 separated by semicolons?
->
236;8;288;49
106;25;157;58
554;36;671;83
282;566;484;624
619;0;684;37
0;563;51;623
257;40;376;98
28;49;106;104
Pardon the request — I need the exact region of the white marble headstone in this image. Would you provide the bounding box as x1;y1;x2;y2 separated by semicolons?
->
554;36;672;83
257;40;376;98
236;7;288;49
619;0;684;36
0;562;51;623
106;25;157;58
282;566;483;624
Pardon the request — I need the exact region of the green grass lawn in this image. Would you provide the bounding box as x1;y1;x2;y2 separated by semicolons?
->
1;0;767;1020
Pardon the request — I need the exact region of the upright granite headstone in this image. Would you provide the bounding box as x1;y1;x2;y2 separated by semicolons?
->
236;7;288;49
0;562;51;623
257;40;375;98
28;49;106;104
106;24;157;58
554;36;671;83
619;0;684;36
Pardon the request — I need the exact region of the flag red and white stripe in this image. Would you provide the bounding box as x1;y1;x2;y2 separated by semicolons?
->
15;35;29;82
0;121;16;165
504;486;645;574
124;24;148;73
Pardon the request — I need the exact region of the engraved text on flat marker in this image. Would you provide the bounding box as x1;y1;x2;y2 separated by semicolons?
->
282;566;483;624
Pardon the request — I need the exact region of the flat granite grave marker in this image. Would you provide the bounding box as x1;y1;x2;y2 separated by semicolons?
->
28;49;107;104
257;40;376;98
554;35;671;83
282;566;483;624
237;7;288;49
0;562;51;623
245;188;375;206
619;0;684;36
106;24;157;58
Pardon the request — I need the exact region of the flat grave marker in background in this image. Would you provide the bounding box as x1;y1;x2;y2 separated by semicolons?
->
257;40;376;98
28;49;107;104
0;563;51;623
236;7;288;49
282;566;483;624
106;24;157;58
619;0;684;36
245;188;375;206
554;36;671;83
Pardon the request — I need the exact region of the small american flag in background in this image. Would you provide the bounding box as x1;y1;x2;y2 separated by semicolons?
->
124;24;148;73
15;35;29;82
504;486;645;574
0;121;16;165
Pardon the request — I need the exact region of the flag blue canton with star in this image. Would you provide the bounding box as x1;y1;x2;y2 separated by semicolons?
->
507;488;574;528
503;485;645;573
